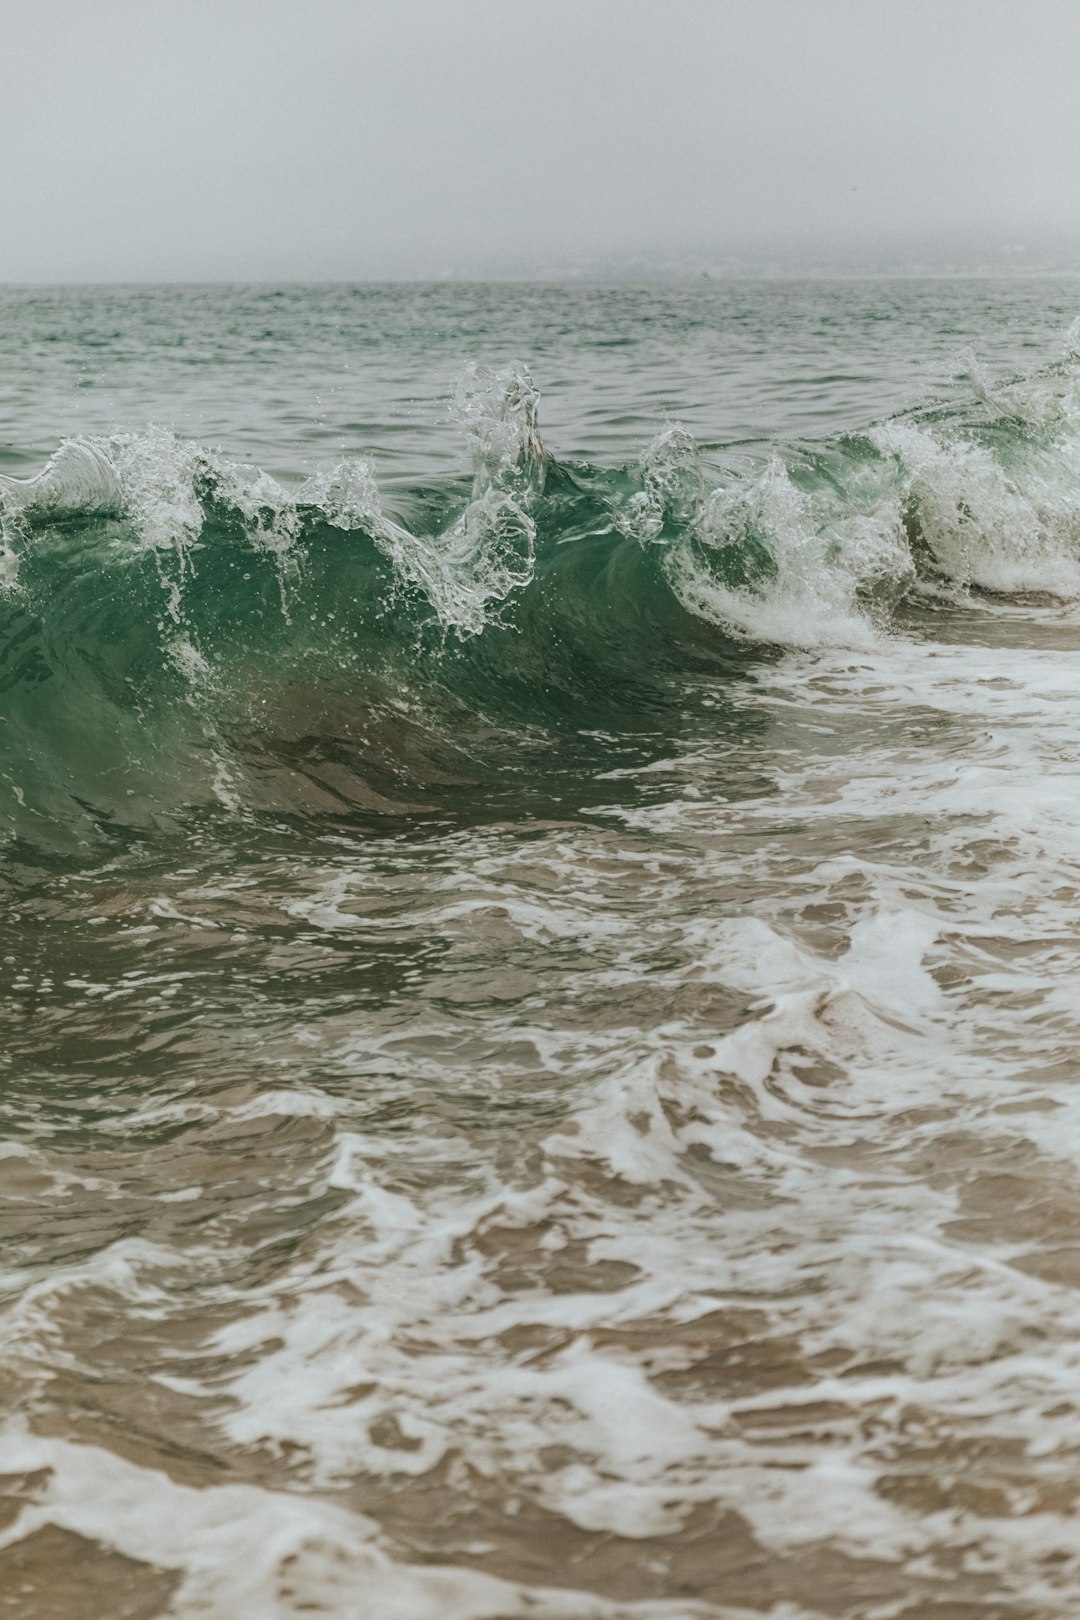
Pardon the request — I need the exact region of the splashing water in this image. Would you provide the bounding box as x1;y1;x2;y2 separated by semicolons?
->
5;279;1080;1618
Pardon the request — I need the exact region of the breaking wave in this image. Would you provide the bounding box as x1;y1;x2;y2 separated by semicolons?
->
6;335;1080;844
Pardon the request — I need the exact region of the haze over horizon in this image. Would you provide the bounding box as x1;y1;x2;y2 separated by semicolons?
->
3;0;1080;282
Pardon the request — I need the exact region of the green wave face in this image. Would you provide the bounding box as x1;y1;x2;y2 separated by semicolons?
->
6;339;1080;847
0;479;746;845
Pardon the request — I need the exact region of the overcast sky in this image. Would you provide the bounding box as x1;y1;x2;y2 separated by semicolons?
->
2;0;1079;280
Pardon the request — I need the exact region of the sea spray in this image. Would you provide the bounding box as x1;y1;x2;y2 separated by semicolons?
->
7;326;1080;846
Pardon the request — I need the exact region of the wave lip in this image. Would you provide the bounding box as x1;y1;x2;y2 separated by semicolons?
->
0;439;123;520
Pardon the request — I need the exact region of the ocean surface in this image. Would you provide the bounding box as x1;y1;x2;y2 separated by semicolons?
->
4;278;1080;1618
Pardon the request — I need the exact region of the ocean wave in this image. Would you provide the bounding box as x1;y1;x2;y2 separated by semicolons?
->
6;334;1080;842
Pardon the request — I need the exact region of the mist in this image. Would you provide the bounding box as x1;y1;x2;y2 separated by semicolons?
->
2;0;1079;280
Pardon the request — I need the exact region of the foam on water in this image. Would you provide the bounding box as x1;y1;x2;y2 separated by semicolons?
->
7;284;1080;1614
9;620;1080;1611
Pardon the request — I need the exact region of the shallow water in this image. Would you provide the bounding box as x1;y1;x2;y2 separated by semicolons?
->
3;279;1080;1617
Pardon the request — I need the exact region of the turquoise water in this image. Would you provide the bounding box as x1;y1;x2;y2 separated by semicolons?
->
4;279;1080;1616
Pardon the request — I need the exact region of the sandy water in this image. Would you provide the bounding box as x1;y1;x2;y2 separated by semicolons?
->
3;280;1080;1617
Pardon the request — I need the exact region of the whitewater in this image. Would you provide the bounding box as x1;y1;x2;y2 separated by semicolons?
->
3;277;1080;1618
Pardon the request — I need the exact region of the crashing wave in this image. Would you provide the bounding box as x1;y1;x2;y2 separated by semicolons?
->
0;366;546;638
6;330;1080;843
662;455;910;649
872;419;1080;596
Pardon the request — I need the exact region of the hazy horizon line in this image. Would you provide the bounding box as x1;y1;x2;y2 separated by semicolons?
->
6;265;1080;291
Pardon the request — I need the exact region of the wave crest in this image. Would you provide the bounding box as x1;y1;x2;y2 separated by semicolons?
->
8;331;1080;841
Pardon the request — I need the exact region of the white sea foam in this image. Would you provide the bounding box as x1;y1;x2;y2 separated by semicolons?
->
8;328;1080;1614
669;458;909;647
620;426;912;647
872;418;1080;594
9;625;1080;1609
0;1426;720;1620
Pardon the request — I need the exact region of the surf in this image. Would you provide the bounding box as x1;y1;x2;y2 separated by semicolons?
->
6;330;1080;847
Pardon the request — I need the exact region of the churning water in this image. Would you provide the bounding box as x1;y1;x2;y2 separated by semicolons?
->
3;279;1080;1617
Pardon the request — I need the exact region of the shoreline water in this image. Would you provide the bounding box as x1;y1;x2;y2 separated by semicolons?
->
3;279;1080;1615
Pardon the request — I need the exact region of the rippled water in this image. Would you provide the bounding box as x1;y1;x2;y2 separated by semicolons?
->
4;279;1080;1618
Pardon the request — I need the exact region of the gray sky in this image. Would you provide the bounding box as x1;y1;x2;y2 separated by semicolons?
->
2;0;1079;280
